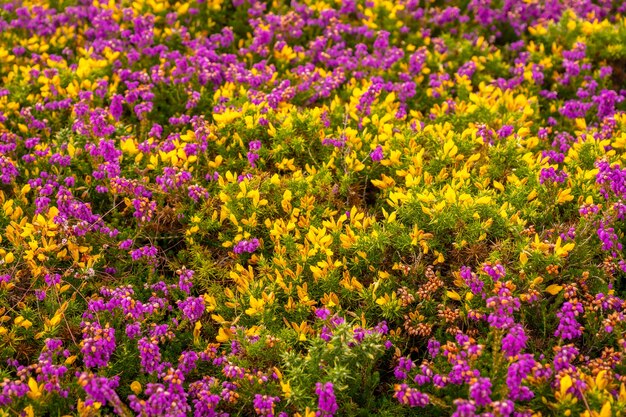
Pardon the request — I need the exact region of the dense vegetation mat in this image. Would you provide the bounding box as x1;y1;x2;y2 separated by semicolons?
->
2;0;626;416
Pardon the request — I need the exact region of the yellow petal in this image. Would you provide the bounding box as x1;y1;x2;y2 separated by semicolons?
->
216;327;232;343
519;252;528;265
280;381;291;398
27;378;41;399
545;285;563;295
446;290;461;301
130;381;142;395
4;252;14;264
560;375;572;397
596;370;608;390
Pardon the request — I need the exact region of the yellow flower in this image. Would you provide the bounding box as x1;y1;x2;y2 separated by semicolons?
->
27;378;42;400
130;381;142;395
295;407;316;417
291;321;310;341
4;252;14;264
280;381;292;398
14;316;33;329
245;295;265;316
216;327;232;343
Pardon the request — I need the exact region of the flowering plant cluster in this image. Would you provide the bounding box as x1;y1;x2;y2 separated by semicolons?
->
1;0;626;416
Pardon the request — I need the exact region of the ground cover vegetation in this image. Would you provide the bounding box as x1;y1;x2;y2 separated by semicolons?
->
2;0;626;416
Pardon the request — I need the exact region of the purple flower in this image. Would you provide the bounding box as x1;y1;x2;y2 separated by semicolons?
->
493;400;515;416
188;185;209;202
129;377;190;417
539;167;568;184
253;394;280;416
178;268;194;293
126;322;142;339
457;61;476;78
315;308;331;320
322;137;346;148
486;285;521;329
394;383;429;408
233;238;260;254
460;266;484;295
506;354;536;401
130;245;158;261
109;94;124;121
497;125;514;138
373;30;390;50
44;273;61;286
189;377;223;417
554;344;579;372
596;160;626;200
155;167;192;192
78;373;124;415
247;152;260;167
502;324;527;358
37;339;69;396
119;239;134;250
0;156;19;184
81;322;116;368
133;197;156;223
178;296;205;322
315;382;338;416
138;337;162;374
330;316;345;327
597;222;623;254
554;301;584;340
451;399;475;417
599;66;613;78
482;262;506;281
370;145;384;162
469;377;492;407
149;123;163;138
477;124;494;144
427;339;441;358
394;357;415;380
178;351;199;375
320;325;333;342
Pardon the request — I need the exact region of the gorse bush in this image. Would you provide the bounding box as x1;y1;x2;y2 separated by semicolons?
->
1;0;626;416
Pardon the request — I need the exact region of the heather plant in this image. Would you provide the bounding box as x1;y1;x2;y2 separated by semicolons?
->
2;0;626;416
